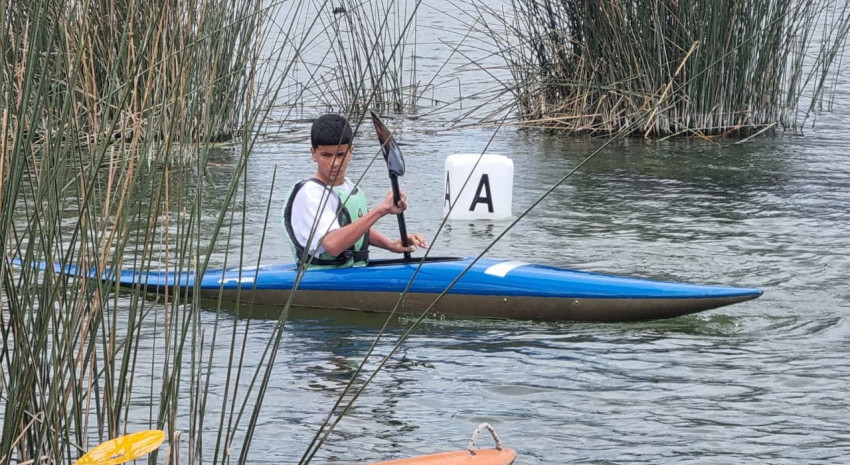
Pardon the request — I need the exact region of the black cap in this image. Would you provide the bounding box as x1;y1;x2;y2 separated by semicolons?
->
311;114;353;148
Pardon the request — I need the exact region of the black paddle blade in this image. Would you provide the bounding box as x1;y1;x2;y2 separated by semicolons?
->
370;111;405;177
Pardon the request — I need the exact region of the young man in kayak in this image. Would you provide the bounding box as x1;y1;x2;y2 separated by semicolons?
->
283;114;427;268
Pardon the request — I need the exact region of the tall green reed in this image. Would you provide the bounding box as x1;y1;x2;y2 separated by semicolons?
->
0;0;285;463
473;0;850;137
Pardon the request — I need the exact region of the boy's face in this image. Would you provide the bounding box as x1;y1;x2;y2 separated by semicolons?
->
311;144;352;185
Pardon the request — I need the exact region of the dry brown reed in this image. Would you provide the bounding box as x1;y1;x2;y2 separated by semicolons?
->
474;0;850;137
311;0;422;114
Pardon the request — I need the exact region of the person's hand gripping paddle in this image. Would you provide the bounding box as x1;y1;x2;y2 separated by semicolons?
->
371;112;411;259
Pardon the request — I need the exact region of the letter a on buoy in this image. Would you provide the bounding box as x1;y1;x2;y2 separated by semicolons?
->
470;174;494;213
444;170;452;210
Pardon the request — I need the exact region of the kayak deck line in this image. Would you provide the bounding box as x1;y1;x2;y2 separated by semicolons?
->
16;256;763;322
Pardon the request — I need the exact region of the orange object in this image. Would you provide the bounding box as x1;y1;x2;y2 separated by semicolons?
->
74;430;165;465
367;447;517;465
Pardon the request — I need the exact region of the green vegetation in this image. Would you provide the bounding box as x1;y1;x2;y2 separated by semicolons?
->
475;0;850;137
314;0;422;113
0;0;276;463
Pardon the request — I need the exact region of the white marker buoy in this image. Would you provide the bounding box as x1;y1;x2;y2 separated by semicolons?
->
444;153;513;220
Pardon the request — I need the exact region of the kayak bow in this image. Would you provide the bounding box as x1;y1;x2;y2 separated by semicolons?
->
367;448;517;465
366;423;516;465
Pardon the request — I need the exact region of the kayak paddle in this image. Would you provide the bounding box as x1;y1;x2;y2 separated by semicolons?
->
73;430;165;465
370;111;411;259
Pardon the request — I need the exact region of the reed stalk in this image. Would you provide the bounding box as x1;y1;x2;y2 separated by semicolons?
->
0;0;291;463
310;0;423;113
474;0;850;137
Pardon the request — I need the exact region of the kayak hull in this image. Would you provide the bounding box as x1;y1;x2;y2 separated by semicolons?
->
114;256;762;322
205;289;755;322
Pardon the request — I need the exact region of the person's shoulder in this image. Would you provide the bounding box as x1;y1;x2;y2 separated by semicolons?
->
294;178;327;194
294;179;336;206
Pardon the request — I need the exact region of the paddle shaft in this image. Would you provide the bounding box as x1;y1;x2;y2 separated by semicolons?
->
390;173;411;259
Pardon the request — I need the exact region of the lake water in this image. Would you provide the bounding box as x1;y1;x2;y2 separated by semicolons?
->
176;3;850;463
7;2;850;463
207;113;848;464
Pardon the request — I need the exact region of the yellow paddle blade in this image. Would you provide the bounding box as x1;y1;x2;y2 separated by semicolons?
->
74;430;165;465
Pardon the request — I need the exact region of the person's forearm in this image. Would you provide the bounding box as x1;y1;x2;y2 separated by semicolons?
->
321;207;387;256
367;228;395;250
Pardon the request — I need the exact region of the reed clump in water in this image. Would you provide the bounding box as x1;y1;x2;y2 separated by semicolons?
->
0;0;283;463
476;0;850;137
312;0;422;114
2;0;258;149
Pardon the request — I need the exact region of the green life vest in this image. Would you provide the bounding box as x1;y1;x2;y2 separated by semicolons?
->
283;178;370;269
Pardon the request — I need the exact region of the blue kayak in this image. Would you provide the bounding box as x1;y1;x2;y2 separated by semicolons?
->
101;256;762;322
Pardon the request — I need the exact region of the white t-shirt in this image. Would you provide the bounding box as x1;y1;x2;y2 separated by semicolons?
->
288;178;358;255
